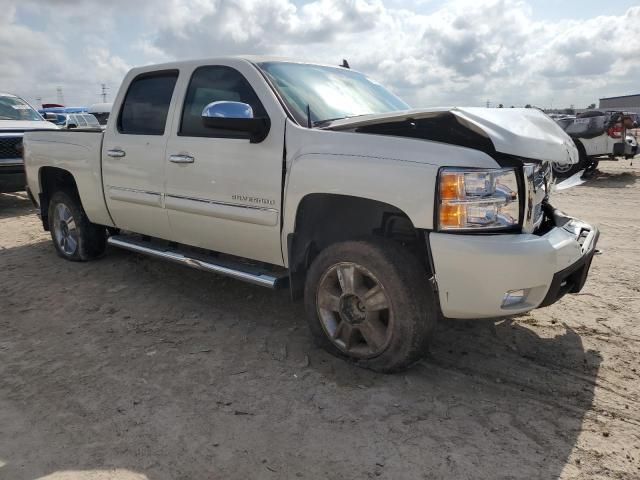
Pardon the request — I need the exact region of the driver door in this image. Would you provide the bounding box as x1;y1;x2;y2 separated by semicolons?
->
164;62;286;265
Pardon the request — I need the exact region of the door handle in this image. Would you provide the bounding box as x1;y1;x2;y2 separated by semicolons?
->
169;154;195;164
107;149;126;158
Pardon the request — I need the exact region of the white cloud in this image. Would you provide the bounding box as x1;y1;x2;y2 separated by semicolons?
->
1;0;639;109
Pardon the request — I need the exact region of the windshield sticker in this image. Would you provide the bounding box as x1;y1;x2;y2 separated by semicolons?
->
11;105;31;110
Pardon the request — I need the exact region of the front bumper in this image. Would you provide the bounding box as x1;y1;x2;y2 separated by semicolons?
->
0;160;26;193
429;206;599;319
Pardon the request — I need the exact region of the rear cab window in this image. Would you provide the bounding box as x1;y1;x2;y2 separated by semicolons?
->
118;70;179;135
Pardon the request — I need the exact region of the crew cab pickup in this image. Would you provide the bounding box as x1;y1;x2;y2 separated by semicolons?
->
0;93;58;193
23;57;599;372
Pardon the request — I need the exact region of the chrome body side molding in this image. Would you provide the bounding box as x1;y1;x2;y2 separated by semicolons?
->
106;186;163;208
164;194;279;226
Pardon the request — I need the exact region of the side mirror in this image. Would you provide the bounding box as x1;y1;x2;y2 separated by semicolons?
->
201;101;270;143
67;123;77;129
44;112;58;122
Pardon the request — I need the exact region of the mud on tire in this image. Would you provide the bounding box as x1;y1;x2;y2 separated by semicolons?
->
304;238;437;373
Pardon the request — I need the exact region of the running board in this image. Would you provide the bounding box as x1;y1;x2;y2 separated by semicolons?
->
107;235;288;289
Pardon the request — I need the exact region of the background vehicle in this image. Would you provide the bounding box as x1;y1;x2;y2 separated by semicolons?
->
23;57;598;372
621;112;639;128
88;103;112;126
625;133;638;159
552;110;630;178
57;113;102;129
0;92;58;193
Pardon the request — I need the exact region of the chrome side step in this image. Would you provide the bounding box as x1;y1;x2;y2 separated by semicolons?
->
107;235;288;289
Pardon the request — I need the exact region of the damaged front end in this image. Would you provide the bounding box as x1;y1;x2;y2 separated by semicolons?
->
321;107;597;317
327;108;563;235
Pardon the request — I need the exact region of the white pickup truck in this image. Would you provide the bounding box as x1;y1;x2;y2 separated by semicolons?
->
23;57;599;372
0;93;58;193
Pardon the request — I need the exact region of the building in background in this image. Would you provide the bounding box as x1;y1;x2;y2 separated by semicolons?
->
599;94;640;113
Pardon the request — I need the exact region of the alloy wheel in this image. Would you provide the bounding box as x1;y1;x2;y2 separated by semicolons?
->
552;162;573;174
53;203;79;255
316;262;393;358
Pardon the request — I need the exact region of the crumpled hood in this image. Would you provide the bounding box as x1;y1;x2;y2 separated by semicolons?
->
326;107;578;165
0;120;58;131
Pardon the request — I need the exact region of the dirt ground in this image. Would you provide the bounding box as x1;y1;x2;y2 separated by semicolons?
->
1;161;639;480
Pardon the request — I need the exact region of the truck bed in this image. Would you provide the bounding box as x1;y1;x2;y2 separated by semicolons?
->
23;129;114;227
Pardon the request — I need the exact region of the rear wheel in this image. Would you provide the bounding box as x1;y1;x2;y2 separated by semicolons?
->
48;191;106;261
304;238;436;372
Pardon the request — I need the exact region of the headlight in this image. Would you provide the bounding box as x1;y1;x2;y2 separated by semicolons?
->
437;167;520;231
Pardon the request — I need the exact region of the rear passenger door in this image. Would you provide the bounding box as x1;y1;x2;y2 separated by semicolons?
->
164;62;286;265
102;70;179;239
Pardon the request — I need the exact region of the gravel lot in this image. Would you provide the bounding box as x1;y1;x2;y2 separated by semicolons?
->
1;161;639;480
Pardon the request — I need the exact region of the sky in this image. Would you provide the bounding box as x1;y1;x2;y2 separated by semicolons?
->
1;0;639;109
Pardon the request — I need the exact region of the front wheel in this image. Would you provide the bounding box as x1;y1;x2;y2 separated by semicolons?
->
304;238;436;372
583;159;599;176
553;155;588;179
48;191;106;261
553;141;589;179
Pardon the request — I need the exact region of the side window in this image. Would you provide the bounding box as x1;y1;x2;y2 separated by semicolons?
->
118;70;179;135
84;114;100;127
179;66;267;138
75;115;88;127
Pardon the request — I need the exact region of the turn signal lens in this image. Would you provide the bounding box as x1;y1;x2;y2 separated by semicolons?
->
440;204;466;228
439;172;464;200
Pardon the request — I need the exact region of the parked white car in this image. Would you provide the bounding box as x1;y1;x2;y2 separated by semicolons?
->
553;111;631;178
23;57;599;371
0;93;58;193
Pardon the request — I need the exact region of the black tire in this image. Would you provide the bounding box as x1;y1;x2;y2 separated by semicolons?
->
553;142;588;179
48;190;106;261
304;238;436;373
583;159;599;176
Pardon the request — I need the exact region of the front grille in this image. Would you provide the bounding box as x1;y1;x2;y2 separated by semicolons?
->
522;162;551;233
0;137;23;159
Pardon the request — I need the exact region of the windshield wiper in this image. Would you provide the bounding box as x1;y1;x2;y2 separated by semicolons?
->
312;116;350;128
312;113;372;128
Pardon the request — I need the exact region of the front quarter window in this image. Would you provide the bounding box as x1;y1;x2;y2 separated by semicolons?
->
0;95;43;121
257;62;409;126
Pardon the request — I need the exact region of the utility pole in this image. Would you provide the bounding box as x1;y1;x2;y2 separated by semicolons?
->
100;84;109;103
35;96;42;108
56;87;65;106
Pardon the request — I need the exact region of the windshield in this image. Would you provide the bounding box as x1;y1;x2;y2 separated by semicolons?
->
0;95;43;121
258;62;410;126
